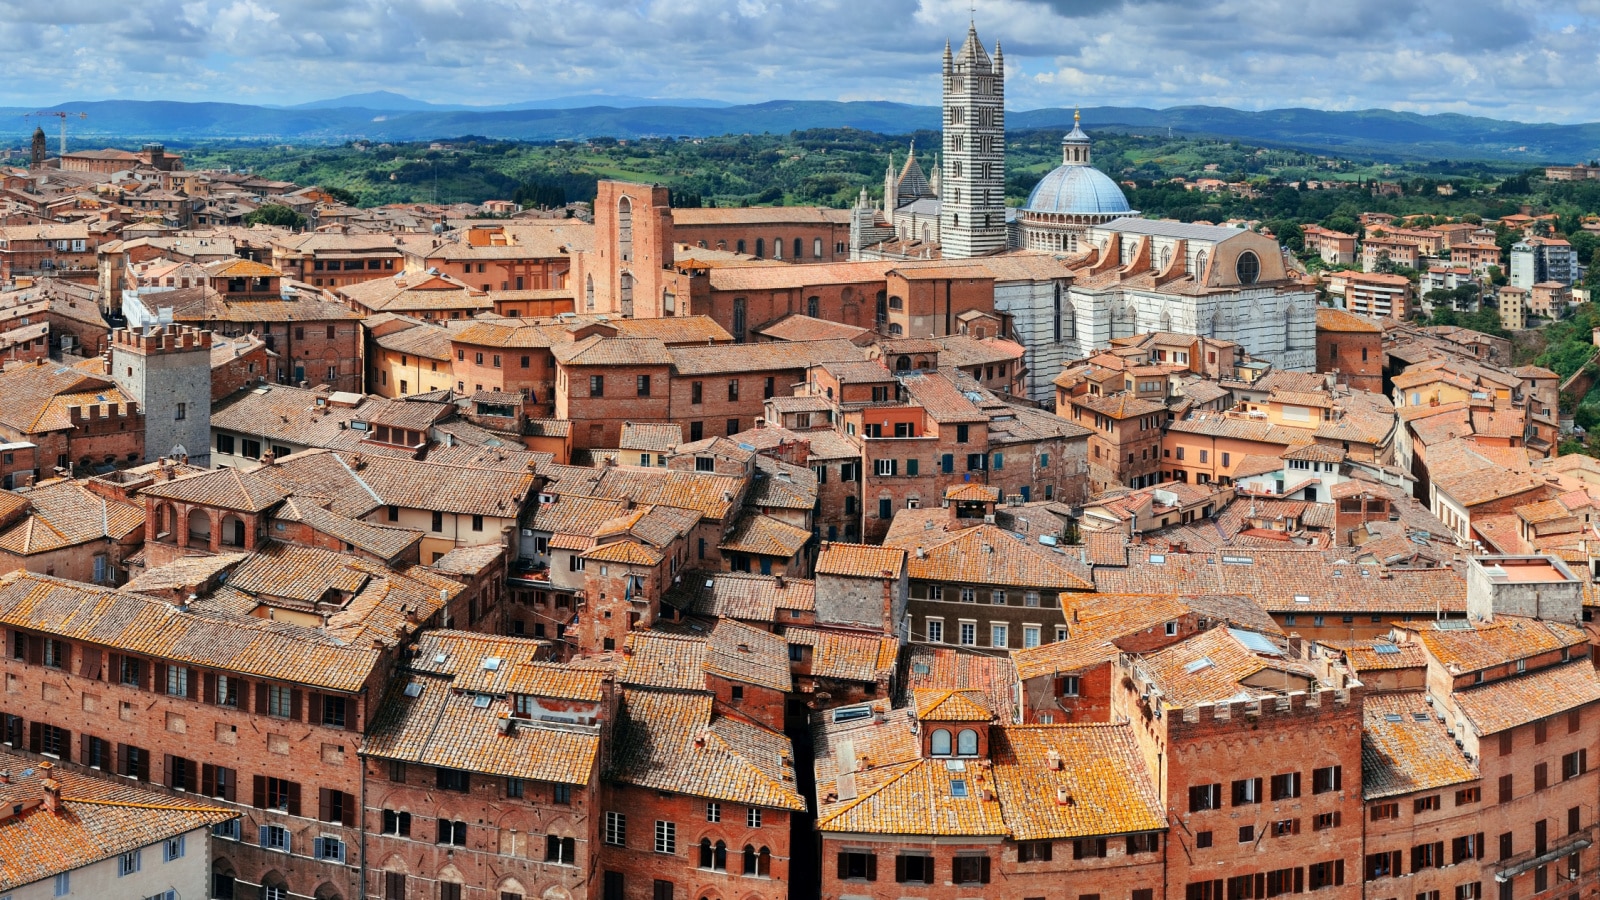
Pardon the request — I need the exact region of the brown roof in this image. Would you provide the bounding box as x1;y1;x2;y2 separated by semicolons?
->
816;543;906;579
1452;661;1600;736
0;481;143;556
1362;692;1478;799
0;754;236;892
609;689;804;810
886;523;1093;591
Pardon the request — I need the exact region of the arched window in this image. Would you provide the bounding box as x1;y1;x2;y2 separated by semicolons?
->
807;296;819;318
585;275;595;311
736;239;746;254
889;323;904;336
698;240;707;249
772;237;782;259
743;844;758;875
930;728;952;756
759;846;772;876
956;728;979;756
896;356;911;371
714;840;727;870
1160;246;1173;270
619;272;634;315
794;238;803;259
813;237;823;258
617;196;633;262
1053;282;1063;343
755;238;765;258
1194;250;1208;279
1235;250;1261;285
700;838;714;869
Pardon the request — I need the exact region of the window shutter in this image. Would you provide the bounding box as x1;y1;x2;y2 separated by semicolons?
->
186;671;198;700
163;754;174;788
255;683;268;715
290;689;302;721
346;697;361;732
837;853;847;880
895;856;906;883
310;694;323;727
252;775;267;809
204;673;216;704
1294;819;1302;835
319;788;332;822
223;768;236;802
24;635;41;666
107;653;121;683
138;751;150;782
1293;867;1304;894
980;856;991;884
27;722;40;753
154;663;167;694
258;825;268;848
117;743;129;776
287;780;302;817
313;838;324;860
1335;859;1345;886
865;853;877;882
77;646;99;679
201;764;215;797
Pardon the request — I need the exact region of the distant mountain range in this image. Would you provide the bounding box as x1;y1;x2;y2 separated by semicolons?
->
5;93;1599;162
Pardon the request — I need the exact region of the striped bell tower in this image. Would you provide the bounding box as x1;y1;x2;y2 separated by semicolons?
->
939;23;1006;258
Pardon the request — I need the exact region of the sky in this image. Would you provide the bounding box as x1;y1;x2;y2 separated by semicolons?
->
3;0;1598;122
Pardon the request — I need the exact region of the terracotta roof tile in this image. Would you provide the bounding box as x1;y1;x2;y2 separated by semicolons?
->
992;724;1167;840
816;543;906;579
914;688;993;721
888;524;1093;591
784;626;897;684
1452;660;1600;736
719;513;810;558
664;571;816;621
1413;616;1586;673
610;689;804;810
1361;692;1479;799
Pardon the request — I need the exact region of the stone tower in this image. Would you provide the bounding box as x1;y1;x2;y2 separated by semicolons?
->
110;325;214;467
29;127;45;169
940;23;1007;258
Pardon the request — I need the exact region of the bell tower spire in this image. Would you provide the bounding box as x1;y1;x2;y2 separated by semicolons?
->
940;20;1006;258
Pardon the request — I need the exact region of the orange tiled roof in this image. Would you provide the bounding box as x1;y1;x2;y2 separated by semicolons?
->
1452;660;1600;736
992;724;1166;841
816;543;906;579
0;481;143;556
718;512;810;558
784;626;897;684
0;755;236;892
914;688;993;722
610;689;804;810
1412;616;1586;673
665;570;816;621
1361;692;1478;799
889;523;1093;591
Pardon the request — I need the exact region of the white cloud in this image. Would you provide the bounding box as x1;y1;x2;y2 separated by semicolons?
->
0;0;1590;121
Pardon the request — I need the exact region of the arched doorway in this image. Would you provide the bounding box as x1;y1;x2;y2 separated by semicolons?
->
221;514;246;548
186;508;211;547
212;858;237;899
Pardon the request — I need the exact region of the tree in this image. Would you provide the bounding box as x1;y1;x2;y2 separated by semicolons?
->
243;204;306;229
323;186;359;206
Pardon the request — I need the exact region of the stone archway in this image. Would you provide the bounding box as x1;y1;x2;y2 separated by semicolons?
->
186;507;212;548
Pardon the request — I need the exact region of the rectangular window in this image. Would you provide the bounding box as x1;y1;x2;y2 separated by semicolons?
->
1312;765;1342;793
163;835;185;861
1498;774;1513;803
1456;787;1480;805
1412;841;1444;870
926;618;943;642
839;851;876;881
654;820;676;854
959;621;976;646
1415;795;1441;813
436;768;470;792
1073;838;1108;859
1190;783;1223;812
637;374;651;396
990;624;1008;648
952;855;990;885
727;379;739;401
747;808;762;828
590;375;604;397
1270;772;1301;800
1563;749;1587;780
166;665;189;697
1453;833;1484;863
268;685;293;718
436;819;467;846
118;850;141;876
898;853;936;882
1233;777;1262;806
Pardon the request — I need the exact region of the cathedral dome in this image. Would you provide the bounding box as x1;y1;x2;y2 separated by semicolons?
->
1024;164;1132;216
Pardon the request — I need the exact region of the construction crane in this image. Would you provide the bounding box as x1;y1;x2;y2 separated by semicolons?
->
24;111;87;156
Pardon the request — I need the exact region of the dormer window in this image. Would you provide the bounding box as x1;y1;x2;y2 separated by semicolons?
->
956;728;979;756
931;729;952;756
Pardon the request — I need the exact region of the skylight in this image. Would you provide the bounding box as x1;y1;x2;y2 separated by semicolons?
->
403;683;423;698
950;780;968;798
1184;657;1214;673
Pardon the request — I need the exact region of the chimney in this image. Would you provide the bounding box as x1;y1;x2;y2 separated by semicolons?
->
1055;787;1073;806
774;574;785;589
1046;749;1063;771
38;762;59;814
